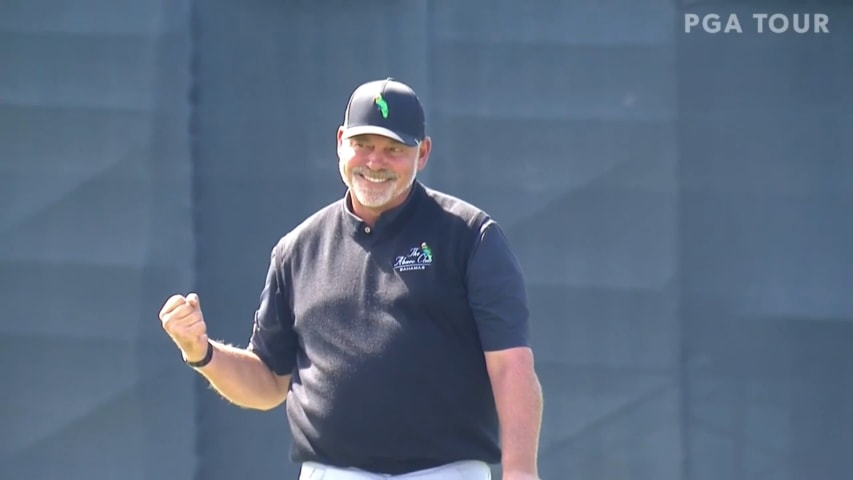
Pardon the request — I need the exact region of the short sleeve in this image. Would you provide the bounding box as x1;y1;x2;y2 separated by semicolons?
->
247;245;298;375
466;220;531;352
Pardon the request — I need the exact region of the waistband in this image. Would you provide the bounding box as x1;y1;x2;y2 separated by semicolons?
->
299;459;491;479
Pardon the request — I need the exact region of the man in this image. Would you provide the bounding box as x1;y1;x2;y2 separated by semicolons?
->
159;78;543;480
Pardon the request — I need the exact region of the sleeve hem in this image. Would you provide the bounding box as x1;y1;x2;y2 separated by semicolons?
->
248;341;295;376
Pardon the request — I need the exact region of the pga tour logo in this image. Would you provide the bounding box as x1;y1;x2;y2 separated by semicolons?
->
684;13;830;33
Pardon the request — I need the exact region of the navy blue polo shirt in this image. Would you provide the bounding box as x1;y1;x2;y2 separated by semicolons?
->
247;181;530;475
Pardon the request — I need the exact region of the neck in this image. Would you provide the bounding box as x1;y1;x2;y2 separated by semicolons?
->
349;185;414;227
351;204;382;227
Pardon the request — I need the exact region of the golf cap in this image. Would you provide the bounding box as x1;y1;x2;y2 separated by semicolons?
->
341;78;425;147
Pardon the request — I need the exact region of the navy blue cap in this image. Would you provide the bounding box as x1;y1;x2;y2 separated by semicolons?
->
341;78;425;147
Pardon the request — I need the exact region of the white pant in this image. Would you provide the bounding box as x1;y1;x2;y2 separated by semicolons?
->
298;460;491;479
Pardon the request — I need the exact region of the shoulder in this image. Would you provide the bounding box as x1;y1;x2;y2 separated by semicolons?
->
420;184;492;231
271;198;344;261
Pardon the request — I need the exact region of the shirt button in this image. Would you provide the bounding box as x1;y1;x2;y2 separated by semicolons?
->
364;226;371;234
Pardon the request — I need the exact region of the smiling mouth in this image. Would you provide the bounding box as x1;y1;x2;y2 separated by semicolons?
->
358;173;393;183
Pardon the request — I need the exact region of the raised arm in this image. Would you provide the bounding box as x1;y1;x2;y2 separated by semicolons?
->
159;246;298;411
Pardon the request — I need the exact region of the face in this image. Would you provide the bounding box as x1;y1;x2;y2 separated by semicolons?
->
337;130;431;213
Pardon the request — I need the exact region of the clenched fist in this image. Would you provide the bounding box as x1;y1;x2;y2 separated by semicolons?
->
159;293;209;363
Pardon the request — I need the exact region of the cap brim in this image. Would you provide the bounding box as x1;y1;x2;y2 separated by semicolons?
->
341;126;420;147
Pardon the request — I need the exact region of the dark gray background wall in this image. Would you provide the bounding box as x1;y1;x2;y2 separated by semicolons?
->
678;4;853;479
1;1;851;479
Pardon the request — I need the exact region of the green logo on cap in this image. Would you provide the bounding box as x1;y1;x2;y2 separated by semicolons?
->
374;94;389;119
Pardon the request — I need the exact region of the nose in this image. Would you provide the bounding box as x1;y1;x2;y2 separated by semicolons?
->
364;150;385;170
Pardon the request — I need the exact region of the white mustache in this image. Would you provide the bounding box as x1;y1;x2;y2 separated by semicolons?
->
353;167;396;180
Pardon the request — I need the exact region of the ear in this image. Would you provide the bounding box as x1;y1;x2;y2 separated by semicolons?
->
416;137;432;171
336;127;346;156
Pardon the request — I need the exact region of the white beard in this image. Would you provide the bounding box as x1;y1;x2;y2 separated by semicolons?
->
350;169;417;208
342;151;419;209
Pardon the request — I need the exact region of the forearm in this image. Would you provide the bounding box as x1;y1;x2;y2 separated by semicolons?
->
192;341;290;411
491;358;543;477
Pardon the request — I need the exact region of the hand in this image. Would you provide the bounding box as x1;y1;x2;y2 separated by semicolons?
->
159;293;209;362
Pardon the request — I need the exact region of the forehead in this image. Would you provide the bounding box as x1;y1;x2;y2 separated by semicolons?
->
346;134;408;147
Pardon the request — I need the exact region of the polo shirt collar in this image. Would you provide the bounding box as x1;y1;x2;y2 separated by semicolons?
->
341;181;425;235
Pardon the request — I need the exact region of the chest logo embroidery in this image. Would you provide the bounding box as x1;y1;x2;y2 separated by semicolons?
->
393;242;433;272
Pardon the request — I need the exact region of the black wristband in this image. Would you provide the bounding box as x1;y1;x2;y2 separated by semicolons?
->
185;341;213;368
